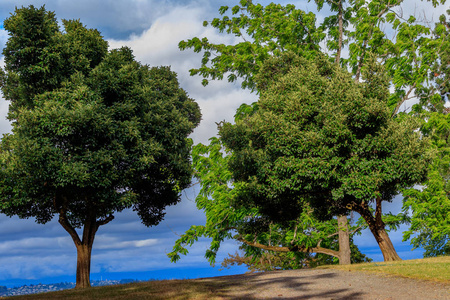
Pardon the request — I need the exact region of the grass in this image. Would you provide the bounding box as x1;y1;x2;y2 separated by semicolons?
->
318;255;450;283
5;256;449;299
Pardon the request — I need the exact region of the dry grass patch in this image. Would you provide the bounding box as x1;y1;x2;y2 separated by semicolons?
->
318;255;450;283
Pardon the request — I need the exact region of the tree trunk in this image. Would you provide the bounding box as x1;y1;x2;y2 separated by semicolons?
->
352;198;402;262
335;0;343;65
369;226;401;261
334;6;352;266
337;215;351;265
58;210;101;288
75;243;93;288
56;195;115;289
73;215;99;288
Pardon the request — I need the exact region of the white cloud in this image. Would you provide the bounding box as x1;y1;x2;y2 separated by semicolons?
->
192;86;257;144
108;3;257;145
0;237;71;253
0;29;7;50
0;97;12;135
0;0;205;40
94;236;158;249
0;196;235;282
0;255;75;280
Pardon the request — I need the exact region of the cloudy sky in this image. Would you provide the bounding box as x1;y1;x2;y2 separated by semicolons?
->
0;0;443;288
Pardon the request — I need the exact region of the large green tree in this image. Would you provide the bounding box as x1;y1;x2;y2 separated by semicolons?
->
219;53;428;261
180;0;448;115
180;0;450;260
168;136;371;267
180;0;358;264
0;6;201;288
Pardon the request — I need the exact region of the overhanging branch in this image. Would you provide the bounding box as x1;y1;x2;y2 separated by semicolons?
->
97;214;115;227
238;237;340;258
59;211;81;246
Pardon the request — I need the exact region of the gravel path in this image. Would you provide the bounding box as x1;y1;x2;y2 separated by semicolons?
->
198;269;449;299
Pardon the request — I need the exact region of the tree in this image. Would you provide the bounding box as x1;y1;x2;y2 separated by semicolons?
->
180;0;450;260
179;0;358;263
180;0;448;114
169;136;369;266
219;52;428;261
0;6;201;288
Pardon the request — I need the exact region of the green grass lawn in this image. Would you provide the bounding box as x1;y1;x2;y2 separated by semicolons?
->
318;255;450;283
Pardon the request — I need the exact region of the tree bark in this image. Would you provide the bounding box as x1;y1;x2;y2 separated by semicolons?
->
352;198;402;262
370;226;401;261
337;215;351;265
54;192;116;288
75;242;93;288
73;216;98;288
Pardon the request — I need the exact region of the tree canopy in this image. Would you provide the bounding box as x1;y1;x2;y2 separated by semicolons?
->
179;0;322;91
176;0;450;261
0;5;201;288
219;52;428;261
169;136;371;267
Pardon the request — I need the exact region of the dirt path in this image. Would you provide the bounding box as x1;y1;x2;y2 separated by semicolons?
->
197;269;449;299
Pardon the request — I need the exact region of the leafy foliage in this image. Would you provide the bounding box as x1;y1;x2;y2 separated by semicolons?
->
399;9;450;257
179;0;323;91
181;0;449;114
177;0;450;260
169;136;368;266
403;112;450;257
220;53;427;223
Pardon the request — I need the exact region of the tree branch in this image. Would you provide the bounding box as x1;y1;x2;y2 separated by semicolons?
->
392;72;416;117
290;225;298;245
97;214;115;227
238;237;340;258
349;225;364;235
56;193;81;246
375;195;383;227
59;211;81;246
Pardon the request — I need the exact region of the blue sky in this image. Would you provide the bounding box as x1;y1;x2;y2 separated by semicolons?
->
0;0;443;288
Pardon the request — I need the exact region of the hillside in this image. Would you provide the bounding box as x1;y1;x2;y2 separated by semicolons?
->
4;257;449;300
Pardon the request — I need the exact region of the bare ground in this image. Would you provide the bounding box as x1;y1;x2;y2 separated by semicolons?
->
196;268;450;300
